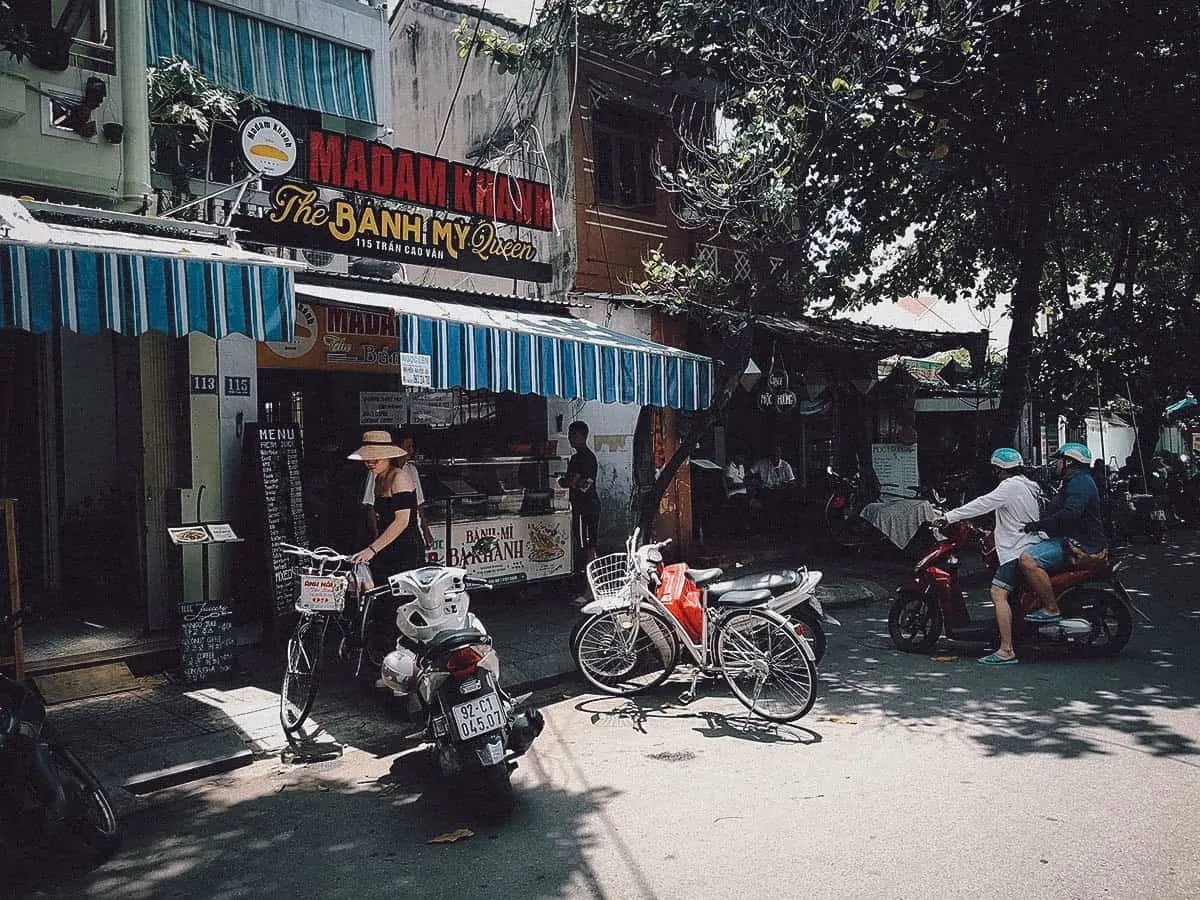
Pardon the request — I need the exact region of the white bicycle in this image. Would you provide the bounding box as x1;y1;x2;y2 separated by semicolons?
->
569;531;819;723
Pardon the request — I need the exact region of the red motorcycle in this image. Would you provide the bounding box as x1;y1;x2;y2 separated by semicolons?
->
887;521;1148;657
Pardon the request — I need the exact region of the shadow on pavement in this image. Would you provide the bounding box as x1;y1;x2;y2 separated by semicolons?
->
814;539;1200;763
13;741;620;899
572;684;824;747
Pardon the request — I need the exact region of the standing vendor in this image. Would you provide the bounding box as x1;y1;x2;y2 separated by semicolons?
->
560;420;600;574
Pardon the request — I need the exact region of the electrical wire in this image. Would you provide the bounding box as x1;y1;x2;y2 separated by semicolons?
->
433;3;486;160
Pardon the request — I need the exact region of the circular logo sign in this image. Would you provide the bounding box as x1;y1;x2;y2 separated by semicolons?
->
775;390;798;409
264;302;318;359
766;370;789;391
239;116;297;177
757;392;775;411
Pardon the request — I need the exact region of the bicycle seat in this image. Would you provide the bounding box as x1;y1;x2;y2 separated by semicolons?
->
707;570;800;598
686;567;724;587
711;588;773;608
420;628;489;657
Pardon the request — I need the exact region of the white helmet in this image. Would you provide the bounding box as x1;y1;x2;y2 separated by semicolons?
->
989;447;1024;470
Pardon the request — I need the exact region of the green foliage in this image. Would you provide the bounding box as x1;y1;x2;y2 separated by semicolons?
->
147;57;259;145
455;19;525;75
455;0;572;75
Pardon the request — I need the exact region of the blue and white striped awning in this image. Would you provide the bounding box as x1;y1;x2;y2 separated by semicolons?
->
1;215;297;340
148;0;376;123
297;283;714;411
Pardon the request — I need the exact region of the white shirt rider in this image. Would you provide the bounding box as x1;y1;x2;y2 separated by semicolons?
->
943;473;1044;564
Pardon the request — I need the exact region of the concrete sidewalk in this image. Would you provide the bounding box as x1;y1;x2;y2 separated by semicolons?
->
47;559;899;811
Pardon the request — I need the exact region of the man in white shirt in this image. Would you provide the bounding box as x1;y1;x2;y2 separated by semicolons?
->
752;445;796;490
751;445;797;524
934;447;1043;666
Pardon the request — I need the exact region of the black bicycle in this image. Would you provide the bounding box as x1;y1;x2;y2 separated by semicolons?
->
277;544;396;733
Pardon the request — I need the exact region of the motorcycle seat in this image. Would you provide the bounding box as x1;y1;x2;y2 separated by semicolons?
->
711;588;773;607
421;627;489;657
707;570;800;599
686;567;725;587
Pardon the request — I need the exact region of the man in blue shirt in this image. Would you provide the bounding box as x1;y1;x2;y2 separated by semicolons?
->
1018;443;1107;623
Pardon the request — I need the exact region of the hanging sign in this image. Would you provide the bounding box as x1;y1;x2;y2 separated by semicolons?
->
258;301;402;373
400;352;432;388
230;125;554;282
239;116;297;178
775;390;798;410
766;370;789;391
234;184;552;282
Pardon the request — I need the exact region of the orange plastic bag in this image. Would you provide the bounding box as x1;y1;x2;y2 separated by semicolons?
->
658;563;703;642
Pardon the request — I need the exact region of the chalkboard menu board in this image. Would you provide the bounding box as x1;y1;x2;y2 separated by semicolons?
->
246;425;308;619
179;600;235;682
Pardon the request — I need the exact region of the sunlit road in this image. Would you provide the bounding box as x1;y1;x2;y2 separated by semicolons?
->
24;536;1200;899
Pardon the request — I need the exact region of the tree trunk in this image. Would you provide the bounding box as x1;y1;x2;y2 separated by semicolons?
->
992;190;1053;447
637;326;754;539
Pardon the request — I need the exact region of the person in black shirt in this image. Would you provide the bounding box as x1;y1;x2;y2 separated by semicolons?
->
560;420;600;574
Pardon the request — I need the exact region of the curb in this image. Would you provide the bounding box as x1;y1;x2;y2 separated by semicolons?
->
123;748;255;795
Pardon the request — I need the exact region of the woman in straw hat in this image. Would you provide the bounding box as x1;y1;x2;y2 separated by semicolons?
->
349;431;424;581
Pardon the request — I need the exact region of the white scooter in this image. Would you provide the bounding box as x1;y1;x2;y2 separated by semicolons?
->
379;566;543;817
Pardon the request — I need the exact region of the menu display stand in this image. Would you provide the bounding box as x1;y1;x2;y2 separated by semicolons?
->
167;516;242;683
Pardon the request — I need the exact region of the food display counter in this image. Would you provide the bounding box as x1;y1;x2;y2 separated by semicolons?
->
421;456;573;586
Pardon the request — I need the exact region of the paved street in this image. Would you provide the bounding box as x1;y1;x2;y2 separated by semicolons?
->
16;536;1200;899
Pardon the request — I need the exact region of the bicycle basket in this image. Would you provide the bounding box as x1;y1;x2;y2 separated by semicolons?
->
586;552;634;603
295;568;349;613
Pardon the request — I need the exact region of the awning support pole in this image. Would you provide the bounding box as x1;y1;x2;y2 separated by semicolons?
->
159;175;257;219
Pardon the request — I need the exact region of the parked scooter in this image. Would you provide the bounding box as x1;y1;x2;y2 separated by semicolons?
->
888;521;1148;657
0;611;121;862
378;566;543;817
1107;472;1168;544
1165;454;1200;528
696;564;838;663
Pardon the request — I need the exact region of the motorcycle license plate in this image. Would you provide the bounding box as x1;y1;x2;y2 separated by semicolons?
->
1151;509;1167;522
452;692;505;740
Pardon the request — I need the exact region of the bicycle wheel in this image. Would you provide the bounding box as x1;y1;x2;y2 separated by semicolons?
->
716;608;818;722
280;614;328;731
571;605;679;696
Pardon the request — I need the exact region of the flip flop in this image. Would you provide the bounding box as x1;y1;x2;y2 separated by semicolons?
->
1024;610;1063;623
979;652;1019;665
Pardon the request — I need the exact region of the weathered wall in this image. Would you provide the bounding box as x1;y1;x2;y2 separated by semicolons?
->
387;0;575;299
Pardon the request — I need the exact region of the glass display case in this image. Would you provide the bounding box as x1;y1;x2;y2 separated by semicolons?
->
417;456;573;586
421;456;566;523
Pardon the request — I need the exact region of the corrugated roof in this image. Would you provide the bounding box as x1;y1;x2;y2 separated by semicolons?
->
757;313;985;360
300;271;585;312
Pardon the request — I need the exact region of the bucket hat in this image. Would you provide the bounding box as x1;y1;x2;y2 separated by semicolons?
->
347;430;406;461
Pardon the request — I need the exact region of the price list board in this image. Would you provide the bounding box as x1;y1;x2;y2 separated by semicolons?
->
246;425;308;620
179;601;235;682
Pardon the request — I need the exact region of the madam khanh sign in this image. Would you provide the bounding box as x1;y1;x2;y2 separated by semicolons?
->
232;122;554;283
257;301;405;373
307;130;552;231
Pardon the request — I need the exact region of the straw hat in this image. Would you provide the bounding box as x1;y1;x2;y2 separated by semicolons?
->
347;430;406;461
